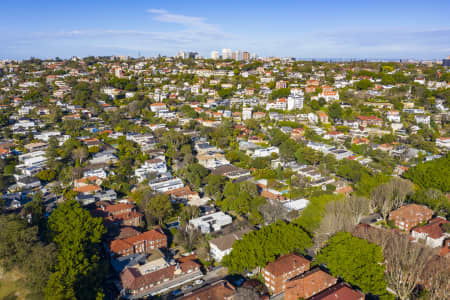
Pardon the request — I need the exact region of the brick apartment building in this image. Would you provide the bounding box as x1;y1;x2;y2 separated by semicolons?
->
109;228;167;257
93;202;144;227
262;254;310;295
179;280;235;300
309;282;364;300
121;259;201;298
389;204;434;231
285;268;337;300
356;115;383;127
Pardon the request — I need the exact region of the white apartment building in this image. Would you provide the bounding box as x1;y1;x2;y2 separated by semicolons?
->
387;111;401;123
287;95;304;110
221;48;231;60
149;177;184;193
135;157;168;182
242;107;253;120
210;50;219;60
190;212;232;234
252;146;279;158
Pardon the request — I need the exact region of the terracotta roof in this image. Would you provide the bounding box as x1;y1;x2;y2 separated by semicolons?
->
264;254;310;276
412;217;448;239
165;186;198;198
357;115;382;121
104;203;135;214
335;186;353;194
286;268;337;299
389;204;434;224
73;184;101;193
121;259;201;292
179;280;235;300
75;176;101;184
309;282;364;300
110;229;166;254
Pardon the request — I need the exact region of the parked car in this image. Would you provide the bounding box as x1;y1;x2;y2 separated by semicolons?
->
172;289;182;296
194;279;204;285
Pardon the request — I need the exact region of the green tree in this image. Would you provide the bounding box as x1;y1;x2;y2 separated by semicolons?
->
328;102;342;120
183;163;209;189
403;153;450;193
36;169;56;182
222;220;312;273
143;194;174;225
315;232;387;296
279;139;297;161
355;79;373;90
45;200;106;300
204;175;228;198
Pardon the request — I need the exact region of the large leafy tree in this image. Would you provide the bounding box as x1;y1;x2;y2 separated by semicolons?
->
0;215;57;297
143;194;174;225
182;163;209;189
45;200;106;300
222;220;312;273
315;232;387;297
403;153;450;193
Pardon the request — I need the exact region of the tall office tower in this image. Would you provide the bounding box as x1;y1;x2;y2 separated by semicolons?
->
211;50;219;60
242;51;250;60
222;48;232;60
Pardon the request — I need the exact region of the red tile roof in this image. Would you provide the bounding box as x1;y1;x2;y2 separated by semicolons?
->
264;254;310;277
412;217;448;239
309;282;364;300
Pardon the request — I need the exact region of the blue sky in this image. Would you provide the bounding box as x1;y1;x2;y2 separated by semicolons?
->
1;0;449;59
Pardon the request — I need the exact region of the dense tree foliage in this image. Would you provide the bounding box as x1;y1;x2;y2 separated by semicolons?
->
293;194;345;234
222;220;312;273
0;215;56;298
403;154;450;192
315;232;387;297
45;200;106;300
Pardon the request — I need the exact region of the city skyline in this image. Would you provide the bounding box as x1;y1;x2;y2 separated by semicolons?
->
1;0;450;60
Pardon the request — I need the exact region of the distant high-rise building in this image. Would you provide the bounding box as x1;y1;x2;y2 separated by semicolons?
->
232;50;242;61
222;48;232;60
443;55;450;67
211;50;219;60
242;51;250;60
177;51;198;59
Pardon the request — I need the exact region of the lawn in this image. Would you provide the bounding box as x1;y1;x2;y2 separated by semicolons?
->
0;268;30;300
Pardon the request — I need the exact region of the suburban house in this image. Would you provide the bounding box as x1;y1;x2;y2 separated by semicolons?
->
356;115;383;127
436;137;450;149
150;103;167;112
135;158;167;182
387;110;401;123
189;212;232;234
389;204;434;231
411;217;449;248
209;229;250;262
149;177;184;193
285;268;338;300
262;254;311;295
109;228;167;257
